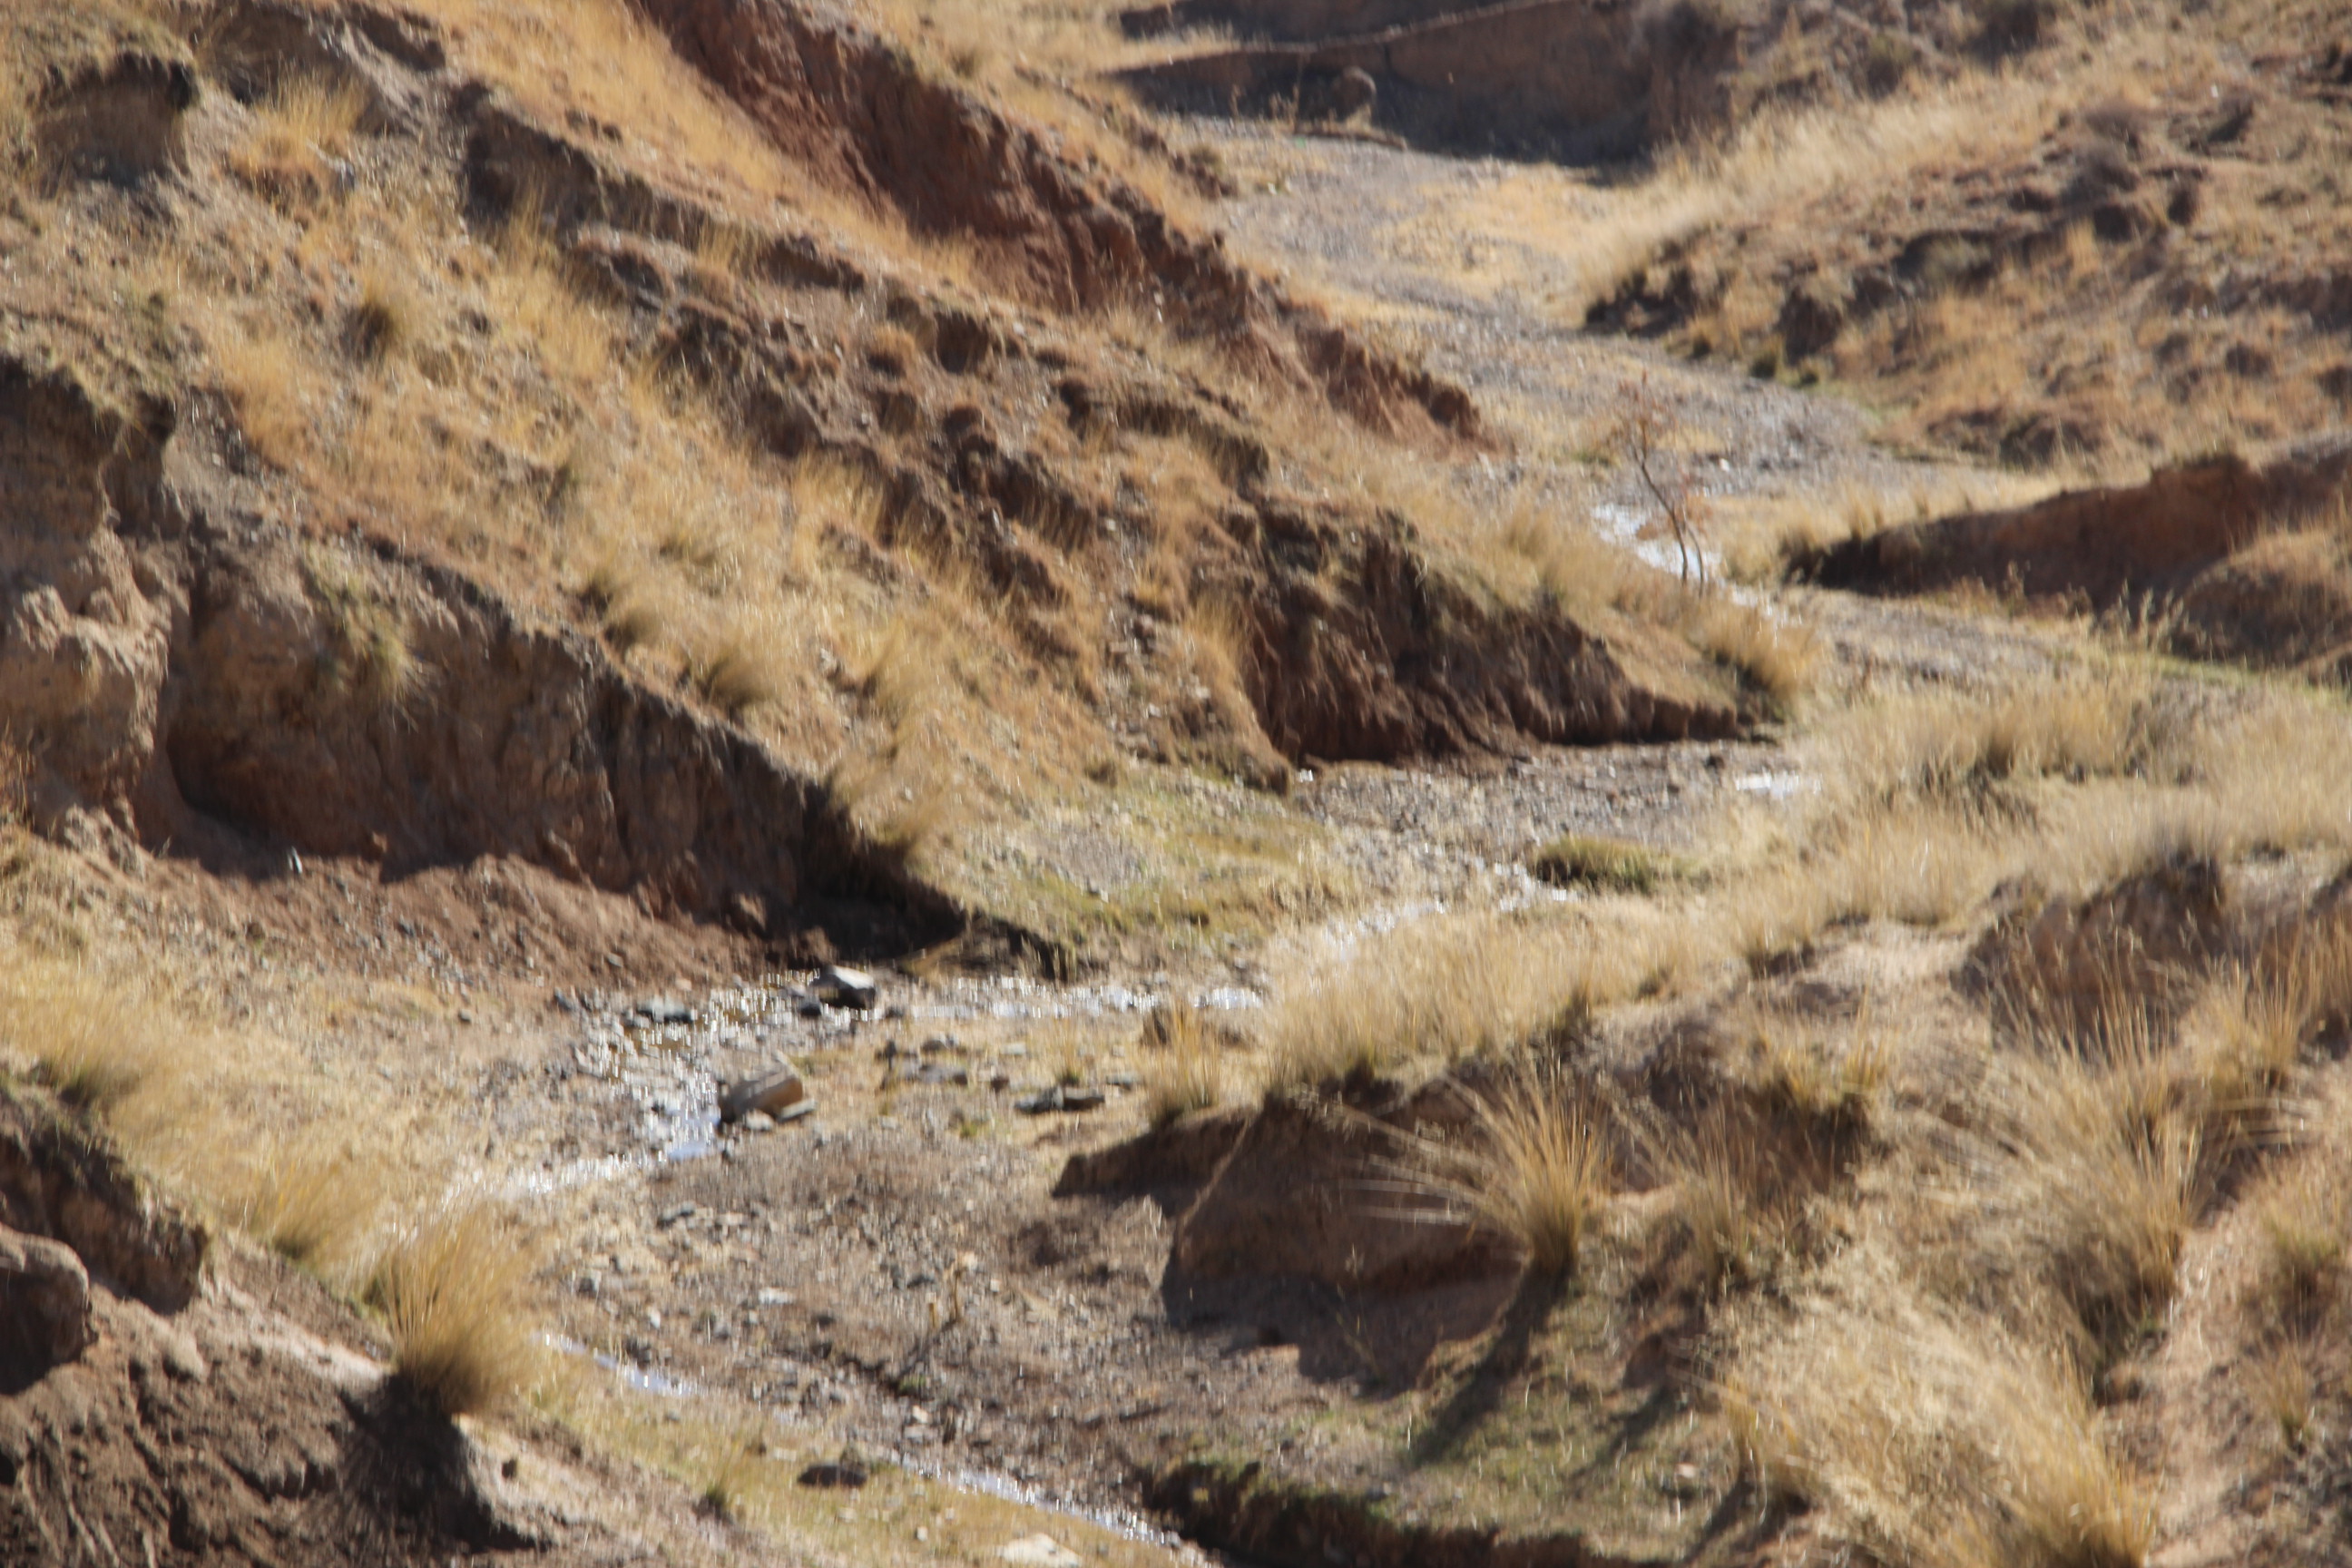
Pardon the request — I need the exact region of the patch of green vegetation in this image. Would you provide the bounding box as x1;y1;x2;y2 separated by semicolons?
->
1156;1278;1738;1563
964;764;1357;956
1528;832;1669;895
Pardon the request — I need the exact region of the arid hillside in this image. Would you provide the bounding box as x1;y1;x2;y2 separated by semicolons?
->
2;0;2351;1566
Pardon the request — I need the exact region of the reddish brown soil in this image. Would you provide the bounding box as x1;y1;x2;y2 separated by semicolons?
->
1793;447;2352;610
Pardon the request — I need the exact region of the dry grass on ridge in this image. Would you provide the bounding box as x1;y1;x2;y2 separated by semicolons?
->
1576;0;2352;464
175;30;1795;907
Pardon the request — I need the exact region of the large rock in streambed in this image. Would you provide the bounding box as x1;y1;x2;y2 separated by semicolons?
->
1165;1084;1513;1294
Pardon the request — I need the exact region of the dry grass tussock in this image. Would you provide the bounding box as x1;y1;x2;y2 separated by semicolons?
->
1710;665;2346;969
1259;909;1692;1096
1671;590;1822;714
0;946;263;1210
367;1198;540;1417
229;73;366;198
1528;832;1662;894
0;949;184;1116
1390;1061;1611;1277
239;1132;391;1289
1731;1282;2154;1568
2245;1149;2349;1328
1947;1004;2204;1352
1289;678;2352;1049
1142;1001;1225;1128
0;919;533;1406
1812;663;2161;808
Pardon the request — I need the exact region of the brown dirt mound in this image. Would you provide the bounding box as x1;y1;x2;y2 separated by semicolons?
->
1790;444;2352;616
0;1079;592;1567
2169;528;2352;681
1965;852;2237;1034
1168;1080;1513;1295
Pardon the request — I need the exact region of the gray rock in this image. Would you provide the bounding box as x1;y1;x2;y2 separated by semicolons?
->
0;1225;93;1372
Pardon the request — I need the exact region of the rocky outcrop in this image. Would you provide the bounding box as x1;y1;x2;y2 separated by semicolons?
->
0;350;956;951
0;1227;95;1387
0;363;177;831
0;1082;209;1315
1213;499;1738;758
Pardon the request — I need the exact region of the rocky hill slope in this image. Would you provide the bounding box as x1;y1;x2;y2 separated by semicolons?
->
5;1;2352;1567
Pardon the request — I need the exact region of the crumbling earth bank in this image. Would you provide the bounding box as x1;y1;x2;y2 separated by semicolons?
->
0;353;949;950
0;1083;559;1567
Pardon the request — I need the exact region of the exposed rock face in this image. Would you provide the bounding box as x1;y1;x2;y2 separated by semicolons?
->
162;534;936;933
0;1226;95;1385
1216;501;1738;758
0;1082;208;1314
0;350;955;949
0;363;177;836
